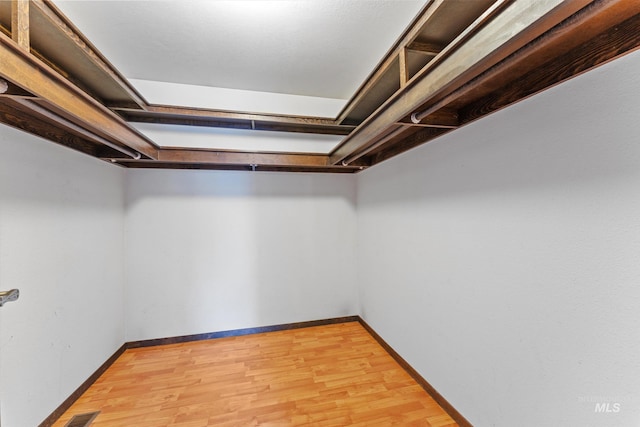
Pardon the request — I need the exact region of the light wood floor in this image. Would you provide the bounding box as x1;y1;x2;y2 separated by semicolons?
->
53;322;457;426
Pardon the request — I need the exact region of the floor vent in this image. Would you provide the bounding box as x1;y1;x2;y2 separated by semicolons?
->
64;411;100;427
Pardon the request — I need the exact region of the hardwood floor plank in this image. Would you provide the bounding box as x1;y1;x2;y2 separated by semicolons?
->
52;322;458;426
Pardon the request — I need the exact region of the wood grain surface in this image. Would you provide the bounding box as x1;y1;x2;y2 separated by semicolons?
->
52;322;458;426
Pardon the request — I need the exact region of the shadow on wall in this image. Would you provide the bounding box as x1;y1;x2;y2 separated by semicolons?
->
358;50;640;206
252;174;359;325
354;50;640;427
0;125;126;427
125;168;358;203
123;170;358;341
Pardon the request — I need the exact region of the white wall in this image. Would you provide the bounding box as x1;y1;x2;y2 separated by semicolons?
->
124;169;357;341
2;40;640;427
357;50;640;427
0;126;125;427
0;126;357;424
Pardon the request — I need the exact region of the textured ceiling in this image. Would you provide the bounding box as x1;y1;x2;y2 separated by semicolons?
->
53;0;426;99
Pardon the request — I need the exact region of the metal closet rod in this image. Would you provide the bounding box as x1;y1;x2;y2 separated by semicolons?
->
410;111;429;124
14;97;142;160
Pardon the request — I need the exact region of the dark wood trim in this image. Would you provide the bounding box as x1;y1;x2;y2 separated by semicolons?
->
2;0;636;173
40;317;360;426
143;148;369;171
341;125;407;165
111;161;362;174
38;344;127;427
0;31;158;159
11;0;30;51
157;149;329;167
130;105;342;125
396;107;459;128
109;146;370;172
357;316;473;427
365;0;640;167
335;0;449;124
117;105;355;136
412;0;640;124
39;315;470;426
399;48;409;87
459;9;640;125
31;0;147;108
369;127;453;166
0;98;101;157
329;0;591;165
13;98;144;160
126;316;361;349
406;40;446;56
0;77;34;97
